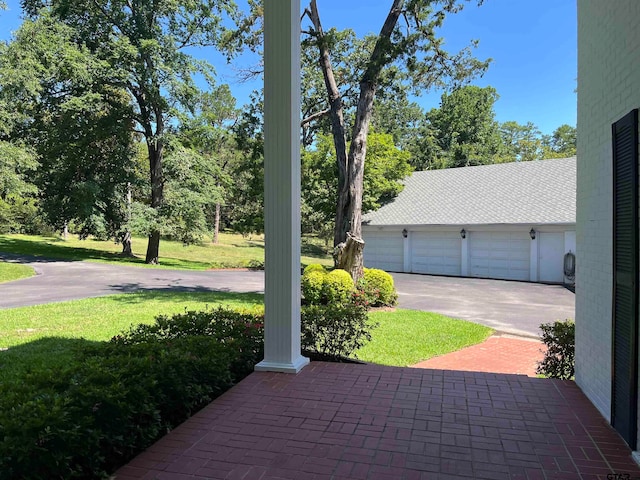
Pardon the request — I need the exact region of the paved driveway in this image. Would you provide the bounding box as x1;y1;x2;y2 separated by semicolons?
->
392;272;575;338
0;254;573;337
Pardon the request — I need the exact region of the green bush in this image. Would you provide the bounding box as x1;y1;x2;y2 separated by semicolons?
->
358;268;398;307
301;269;327;304
536;319;575;379
303;263;326;275
301;299;377;359
113;306;264;378
322;269;355;304
0;306;264;480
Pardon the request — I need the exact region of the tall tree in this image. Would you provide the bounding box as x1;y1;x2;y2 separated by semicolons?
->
427;85;502;168
499;121;543;162
0;14;135;240
301;0;489;280
21;0;240;263
302;132;412;242
178;86;238;244
542;124;577;158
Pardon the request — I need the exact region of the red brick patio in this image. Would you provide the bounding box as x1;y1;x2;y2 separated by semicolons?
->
115;362;640;480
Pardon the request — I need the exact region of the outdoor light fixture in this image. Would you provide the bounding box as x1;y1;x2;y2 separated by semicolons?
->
460;229;466;239
529;228;536;240
402;228;408;238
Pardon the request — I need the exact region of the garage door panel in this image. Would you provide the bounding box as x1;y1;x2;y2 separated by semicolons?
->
469;232;530;281
363;232;404;272
410;232;461;276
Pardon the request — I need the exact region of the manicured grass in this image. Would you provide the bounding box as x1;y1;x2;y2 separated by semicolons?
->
0;261;34;283
356;309;493;366
0;290;264;348
0;233;332;270
1;291;491;368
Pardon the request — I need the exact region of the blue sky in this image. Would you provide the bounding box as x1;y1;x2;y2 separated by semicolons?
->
0;0;576;135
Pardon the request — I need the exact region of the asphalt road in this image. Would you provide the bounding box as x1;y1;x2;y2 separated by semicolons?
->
0;253;574;338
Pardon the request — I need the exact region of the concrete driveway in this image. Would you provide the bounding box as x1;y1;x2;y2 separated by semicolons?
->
0;253;573;337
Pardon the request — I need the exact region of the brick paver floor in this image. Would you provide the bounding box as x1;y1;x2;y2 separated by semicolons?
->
115;362;640;480
412;335;546;377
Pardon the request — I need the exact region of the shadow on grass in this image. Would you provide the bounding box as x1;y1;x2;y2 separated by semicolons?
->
0;336;102;377
0;236;211;270
101;289;264;306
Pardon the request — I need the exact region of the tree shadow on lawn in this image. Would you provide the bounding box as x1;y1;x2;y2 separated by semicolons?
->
101;288;265;306
0;236;211;270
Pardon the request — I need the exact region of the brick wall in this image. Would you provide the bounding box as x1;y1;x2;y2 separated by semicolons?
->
576;0;640;421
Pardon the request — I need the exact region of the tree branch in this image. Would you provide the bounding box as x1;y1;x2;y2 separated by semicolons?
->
301;108;331;127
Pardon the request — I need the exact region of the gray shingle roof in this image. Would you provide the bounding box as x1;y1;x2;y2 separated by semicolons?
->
362;157;576;226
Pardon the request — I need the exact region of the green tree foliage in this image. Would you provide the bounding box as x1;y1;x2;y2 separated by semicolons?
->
0;141;39;233
0;14;135;239
301;0;489;279
426;85;503;168
20;0;240;263
499;121;544;162
542;124;577;158
178;86;238;243
302;132;412;241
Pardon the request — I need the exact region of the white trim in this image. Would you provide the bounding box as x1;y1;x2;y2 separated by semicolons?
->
530;235;539;282
403;230;411;273
461;231;469;276
258;0;308;374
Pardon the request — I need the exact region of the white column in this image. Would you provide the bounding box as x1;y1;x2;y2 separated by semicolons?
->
255;0;309;374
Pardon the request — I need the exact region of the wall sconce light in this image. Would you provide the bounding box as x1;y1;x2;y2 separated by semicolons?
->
402;228;408;238
529;228;536;240
460;228;466;239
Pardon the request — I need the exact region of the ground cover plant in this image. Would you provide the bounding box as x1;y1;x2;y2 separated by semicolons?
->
0;260;34;283
0;233;332;270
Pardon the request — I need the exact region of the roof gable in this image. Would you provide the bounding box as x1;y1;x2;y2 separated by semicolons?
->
362;157;576;226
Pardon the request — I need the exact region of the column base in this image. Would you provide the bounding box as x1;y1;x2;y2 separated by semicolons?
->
254;355;310;373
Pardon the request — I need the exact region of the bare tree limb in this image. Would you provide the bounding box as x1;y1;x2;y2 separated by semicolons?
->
301;108;331;127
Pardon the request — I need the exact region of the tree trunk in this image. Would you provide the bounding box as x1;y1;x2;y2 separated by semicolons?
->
145;140;164;264
121;230;133;256
333;232;365;280
306;1;349;249
62;221;68;240
213;202;220;244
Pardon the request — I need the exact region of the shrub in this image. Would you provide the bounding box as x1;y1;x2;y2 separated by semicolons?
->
358;268;398;307
0;337;234;480
301;299;377;359
113;305;264;379
536;319;575;379
322;269;355;304
301;269;327;304
303;263;326;275
0;306;265;480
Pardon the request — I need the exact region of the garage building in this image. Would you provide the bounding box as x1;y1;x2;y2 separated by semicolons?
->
362;157;576;284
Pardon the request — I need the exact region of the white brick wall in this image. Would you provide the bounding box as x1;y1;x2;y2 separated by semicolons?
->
576;1;640;422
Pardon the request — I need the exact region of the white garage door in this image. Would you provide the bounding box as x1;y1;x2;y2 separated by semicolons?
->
469;232;530;281
363;231;404;272
410;232;461;275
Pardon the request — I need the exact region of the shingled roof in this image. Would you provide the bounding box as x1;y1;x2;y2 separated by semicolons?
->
362;157;576;226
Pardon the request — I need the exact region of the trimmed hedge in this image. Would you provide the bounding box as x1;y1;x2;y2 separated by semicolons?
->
0;306;264;480
322;269;354;304
358;268;398;307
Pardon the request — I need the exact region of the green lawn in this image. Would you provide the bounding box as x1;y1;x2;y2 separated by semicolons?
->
0;261;35;283
0;290;264;348
356;309;492;366
0;291;492;367
0;233;332;270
